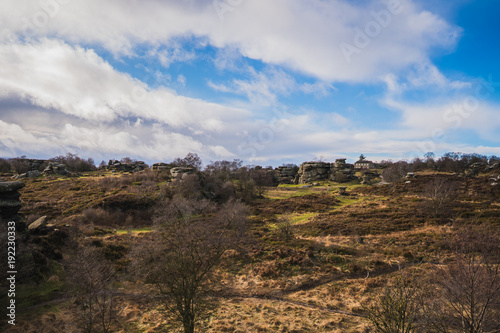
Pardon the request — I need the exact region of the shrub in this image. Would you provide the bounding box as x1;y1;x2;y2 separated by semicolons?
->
51;153;96;172
0;158;11;173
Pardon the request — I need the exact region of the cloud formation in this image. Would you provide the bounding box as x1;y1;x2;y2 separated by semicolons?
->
0;0;498;165
0;0;460;82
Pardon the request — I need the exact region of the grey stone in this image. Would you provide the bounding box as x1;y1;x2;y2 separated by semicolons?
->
0;181;25;192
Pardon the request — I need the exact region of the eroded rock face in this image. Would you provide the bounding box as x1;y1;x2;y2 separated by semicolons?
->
170;167;195;179
275;166;297;184
296;162;332;184
0;181;25;220
295;161;358;184
104;160;148;173
43;162;70;176
151;163;170;172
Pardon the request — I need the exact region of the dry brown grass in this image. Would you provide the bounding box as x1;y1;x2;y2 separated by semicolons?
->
9;172;500;332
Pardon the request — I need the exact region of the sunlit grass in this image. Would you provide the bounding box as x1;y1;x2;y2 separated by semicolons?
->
115;227;153;235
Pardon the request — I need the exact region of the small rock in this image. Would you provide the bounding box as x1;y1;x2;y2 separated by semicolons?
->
28;216;48;230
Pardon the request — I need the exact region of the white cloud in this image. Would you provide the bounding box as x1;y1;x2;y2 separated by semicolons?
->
0;0;495;165
0;39;249;161
382;94;500;143
0;0;461;82
0;39;248;129
208;67;296;106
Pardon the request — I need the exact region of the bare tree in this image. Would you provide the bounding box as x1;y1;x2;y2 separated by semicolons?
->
65;245;118;333
275;215;294;241
0;158;11;173
135;197;249;333
382;161;410;183
250;167;275;197
422;177;459;217
426;227;500;332
9;156;30;174
172;152;203;171
365;271;423;333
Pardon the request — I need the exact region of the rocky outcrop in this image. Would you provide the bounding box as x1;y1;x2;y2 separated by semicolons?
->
275;166;297;184
0;181;25;221
104;160;148;173
151;163;170;172
15;170;42;179
170;167;195;179
43;162;70;176
295;160;358;184
296;162;332;184
361;171;376;185
28;159;46;171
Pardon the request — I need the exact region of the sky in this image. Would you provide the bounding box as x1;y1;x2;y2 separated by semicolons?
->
0;0;499;167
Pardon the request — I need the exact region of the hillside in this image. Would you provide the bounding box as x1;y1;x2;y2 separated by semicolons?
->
1;169;499;332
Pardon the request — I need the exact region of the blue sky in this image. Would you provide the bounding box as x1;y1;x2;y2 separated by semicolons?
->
0;0;499;166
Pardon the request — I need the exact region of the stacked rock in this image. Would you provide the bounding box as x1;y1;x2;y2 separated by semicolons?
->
296;162;332;184
275;166;296;184
0;181;25;221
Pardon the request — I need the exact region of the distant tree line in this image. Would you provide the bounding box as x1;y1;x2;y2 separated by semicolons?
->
2;151;498;179
0;153;97;174
381;152;499;183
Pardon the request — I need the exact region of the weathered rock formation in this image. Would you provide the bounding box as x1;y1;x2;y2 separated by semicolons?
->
275;166;297;184
170;167;195;179
151;162;170;172
28;159;46;171
15;170;42;179
361;171;376;185
0;181;25;221
296;162;332;184
295;160;357;184
104;160;148;173
43;162;70;176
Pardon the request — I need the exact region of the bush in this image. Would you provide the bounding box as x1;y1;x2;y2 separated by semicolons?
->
9;156;30;174
51;153;96;172
0;158;11;173
382;161;410;183
421;177;458;217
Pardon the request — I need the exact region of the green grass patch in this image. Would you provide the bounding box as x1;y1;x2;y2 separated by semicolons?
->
115;227;152;235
